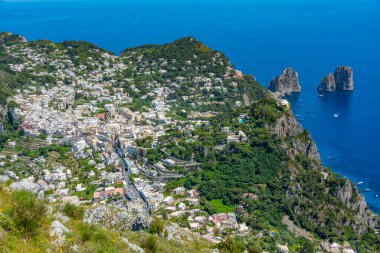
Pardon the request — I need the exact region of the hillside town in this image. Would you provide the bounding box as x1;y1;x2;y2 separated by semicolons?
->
0;33;369;252
0;36;260;245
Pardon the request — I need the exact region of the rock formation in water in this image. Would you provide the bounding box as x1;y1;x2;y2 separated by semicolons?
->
268;67;301;96
318;66;354;92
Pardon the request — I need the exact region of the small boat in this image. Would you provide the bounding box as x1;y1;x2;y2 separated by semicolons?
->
318;94;325;97
366;188;371;191
358;181;364;185
327;156;333;159
334;113;339;118
376;195;379;197
299;99;303;102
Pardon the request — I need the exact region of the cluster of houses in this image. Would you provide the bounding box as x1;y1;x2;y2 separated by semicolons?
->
0;36;358;252
157;187;251;244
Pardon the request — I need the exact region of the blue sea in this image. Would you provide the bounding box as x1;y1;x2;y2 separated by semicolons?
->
1;0;380;212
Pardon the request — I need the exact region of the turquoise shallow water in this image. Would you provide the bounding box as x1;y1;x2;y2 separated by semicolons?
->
1;0;380;212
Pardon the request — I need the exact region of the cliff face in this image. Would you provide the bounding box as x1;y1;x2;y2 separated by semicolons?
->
318;73;336;92
269;67;301;96
275;113;303;138
334;66;354;90
275;113;320;162
275;111;378;234
336;180;377;234
318;66;354;92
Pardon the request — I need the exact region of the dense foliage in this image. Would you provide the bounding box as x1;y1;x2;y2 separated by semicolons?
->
3;190;47;236
0;31;379;251
160;99;380;251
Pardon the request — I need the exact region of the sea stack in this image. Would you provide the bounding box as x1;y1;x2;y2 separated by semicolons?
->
318;66;354;92
268;67;301;97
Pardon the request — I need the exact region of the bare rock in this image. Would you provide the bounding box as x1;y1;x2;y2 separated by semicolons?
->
275;114;320;161
318;73;336;92
10;178;42;194
50;220;70;246
0;175;10;183
269;67;301;96
336;180;377;234
291;131;321;161
84;204;131;230
275;114;303;138
54;212;70;223
318;66;354;92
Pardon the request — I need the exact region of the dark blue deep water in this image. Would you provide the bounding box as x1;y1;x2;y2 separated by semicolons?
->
1;0;380;212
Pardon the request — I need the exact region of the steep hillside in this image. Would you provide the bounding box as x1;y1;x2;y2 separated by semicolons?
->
0;32;379;252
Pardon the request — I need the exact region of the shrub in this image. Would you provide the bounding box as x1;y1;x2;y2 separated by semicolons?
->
301;240;315;253
77;224;128;253
62;203;84;220
7;190;46;235
149;218;164;235
218;237;239;253
141;235;157;253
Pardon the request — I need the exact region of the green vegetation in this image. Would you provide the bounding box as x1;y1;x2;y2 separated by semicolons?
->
126;97;152;112
0;32;23;46
141;235;158;253
62;40;111;67
1;32;379;252
160;99;380;251
62;203;85;220
68;223;129;253
208;199;235;214
149;217;165;235
218;237;242;253
2;190;47;236
0;186;214;252
0;67;18;106
123;37;229;78
121;36;268;114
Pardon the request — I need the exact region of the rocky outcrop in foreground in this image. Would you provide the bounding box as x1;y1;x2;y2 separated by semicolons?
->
84;204;132;230
269;67;301;96
318;66;354;92
50;220;70;246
